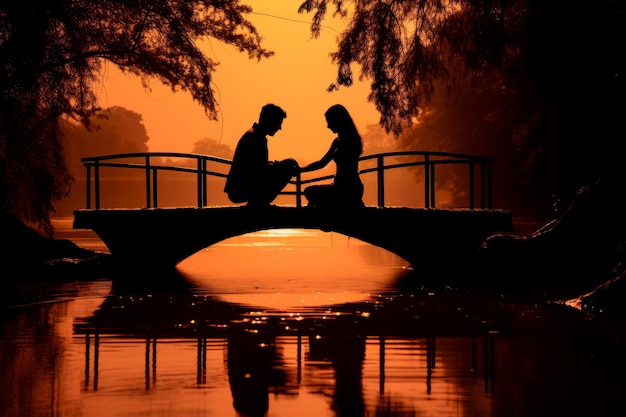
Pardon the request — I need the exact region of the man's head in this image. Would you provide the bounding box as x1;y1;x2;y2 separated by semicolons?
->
258;104;286;136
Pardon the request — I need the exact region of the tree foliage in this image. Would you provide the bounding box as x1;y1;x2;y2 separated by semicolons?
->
192;137;234;160
0;0;272;233
299;0;625;208
62;106;150;177
298;0;623;132
299;0;454;136
396;77;549;216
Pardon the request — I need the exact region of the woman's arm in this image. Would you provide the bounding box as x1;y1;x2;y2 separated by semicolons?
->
300;139;338;172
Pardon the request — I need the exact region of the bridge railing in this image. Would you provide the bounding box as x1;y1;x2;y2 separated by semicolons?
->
80;151;493;210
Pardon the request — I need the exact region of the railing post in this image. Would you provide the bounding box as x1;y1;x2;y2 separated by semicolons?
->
486;160;493;209
424;155;430;208
469;160;475;210
202;159;207;207
152;168;158;208
430;163;436;208
295;172;302;208
94;162;101;210
85;165;92;210
145;155;151;208
197;157;204;208
480;161;486;209
377;155;385;207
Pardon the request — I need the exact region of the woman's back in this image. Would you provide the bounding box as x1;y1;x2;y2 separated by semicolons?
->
333;136;362;186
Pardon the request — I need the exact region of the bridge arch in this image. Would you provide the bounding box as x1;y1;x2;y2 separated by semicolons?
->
74;206;513;274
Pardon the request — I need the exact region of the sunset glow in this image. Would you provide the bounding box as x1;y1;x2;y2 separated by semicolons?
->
95;2;381;165
178;229;409;309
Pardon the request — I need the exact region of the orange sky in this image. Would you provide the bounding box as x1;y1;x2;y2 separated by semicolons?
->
94;2;381;165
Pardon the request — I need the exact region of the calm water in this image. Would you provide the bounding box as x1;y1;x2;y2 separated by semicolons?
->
1;217;625;417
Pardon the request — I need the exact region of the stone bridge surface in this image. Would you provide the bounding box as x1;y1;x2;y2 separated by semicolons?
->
73;206;513;273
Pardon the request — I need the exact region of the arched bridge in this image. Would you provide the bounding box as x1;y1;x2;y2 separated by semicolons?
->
72;151;513;271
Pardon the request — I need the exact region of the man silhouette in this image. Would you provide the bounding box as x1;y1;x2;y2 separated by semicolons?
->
224;104;299;207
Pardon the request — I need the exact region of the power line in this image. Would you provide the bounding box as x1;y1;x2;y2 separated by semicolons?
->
250;11;341;34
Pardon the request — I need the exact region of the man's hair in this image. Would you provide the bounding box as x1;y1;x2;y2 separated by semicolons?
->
259;103;287;123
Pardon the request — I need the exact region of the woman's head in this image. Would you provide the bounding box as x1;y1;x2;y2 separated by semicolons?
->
325;104;362;153
325;104;355;134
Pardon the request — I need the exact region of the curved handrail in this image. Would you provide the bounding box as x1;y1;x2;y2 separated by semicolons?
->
80;151;493;210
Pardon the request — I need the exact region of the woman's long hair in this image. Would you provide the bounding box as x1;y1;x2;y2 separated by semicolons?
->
325;104;363;155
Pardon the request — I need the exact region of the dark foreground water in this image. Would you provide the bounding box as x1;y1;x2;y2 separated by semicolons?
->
1;218;625;417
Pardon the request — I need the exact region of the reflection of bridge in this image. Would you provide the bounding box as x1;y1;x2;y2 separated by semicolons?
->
76;327;498;396
73;292;501;396
72;151;513;270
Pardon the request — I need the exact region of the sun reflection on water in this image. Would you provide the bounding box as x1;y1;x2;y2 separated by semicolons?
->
177;228;411;309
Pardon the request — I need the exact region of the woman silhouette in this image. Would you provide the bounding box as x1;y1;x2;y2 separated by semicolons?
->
299;104;364;208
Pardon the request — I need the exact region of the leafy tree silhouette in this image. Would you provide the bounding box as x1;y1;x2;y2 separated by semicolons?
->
1;1;271;233
62;106;149;177
299;0;624;212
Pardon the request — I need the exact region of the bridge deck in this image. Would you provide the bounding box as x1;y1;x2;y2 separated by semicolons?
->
74;205;513;273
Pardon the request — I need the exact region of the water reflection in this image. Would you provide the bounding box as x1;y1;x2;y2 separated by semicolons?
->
4;277;626;417
2;220;625;416
68;282;506;417
177;228;412;309
226;323;289;416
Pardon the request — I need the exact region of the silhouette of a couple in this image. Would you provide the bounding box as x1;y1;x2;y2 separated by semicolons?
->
224;103;364;209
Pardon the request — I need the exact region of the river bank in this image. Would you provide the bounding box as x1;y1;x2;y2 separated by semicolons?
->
0;213;113;279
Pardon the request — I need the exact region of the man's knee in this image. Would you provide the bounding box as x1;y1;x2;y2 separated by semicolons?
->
274;159;298;175
228;192;247;204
